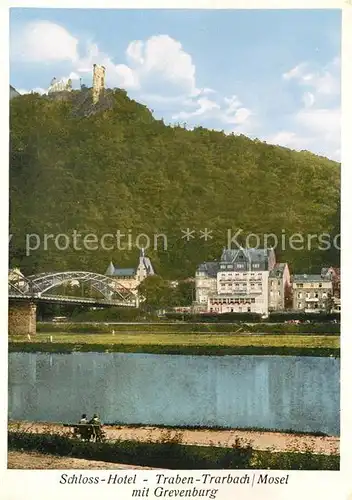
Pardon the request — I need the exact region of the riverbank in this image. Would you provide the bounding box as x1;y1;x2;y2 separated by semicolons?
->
8;421;339;455
36;322;341;335
8;422;339;470
9;331;340;356
8;450;157;469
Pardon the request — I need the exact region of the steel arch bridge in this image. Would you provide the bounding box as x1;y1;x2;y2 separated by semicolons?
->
8;270;137;307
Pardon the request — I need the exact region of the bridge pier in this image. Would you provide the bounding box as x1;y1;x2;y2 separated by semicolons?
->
8;301;36;336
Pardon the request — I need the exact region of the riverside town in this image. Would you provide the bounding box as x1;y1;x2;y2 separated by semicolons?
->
8;7;340;476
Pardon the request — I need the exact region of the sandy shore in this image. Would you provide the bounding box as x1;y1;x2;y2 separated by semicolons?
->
8;421;339;455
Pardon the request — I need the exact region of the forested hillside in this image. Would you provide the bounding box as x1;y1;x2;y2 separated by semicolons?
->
9;88;340;278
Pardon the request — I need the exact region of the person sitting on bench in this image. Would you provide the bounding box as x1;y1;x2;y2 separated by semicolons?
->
89;413;101;425
89;414;102;441
79;414;88;424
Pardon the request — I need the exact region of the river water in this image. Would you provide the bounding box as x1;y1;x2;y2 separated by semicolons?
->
8;352;340;435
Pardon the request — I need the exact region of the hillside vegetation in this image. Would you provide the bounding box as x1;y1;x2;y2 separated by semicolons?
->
10;88;340;278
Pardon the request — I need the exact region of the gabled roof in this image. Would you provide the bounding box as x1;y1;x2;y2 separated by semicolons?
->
105;249;155;279
197;262;219;277
220;248;271;264
105;261;115;276
269;263;287;278
112;268;135;277
105;261;135;277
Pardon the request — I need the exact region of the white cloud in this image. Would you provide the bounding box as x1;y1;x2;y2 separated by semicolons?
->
302;91;315;108
11;21;78;63
67;72;80;81
172;93;253;134
126;40;144;65
126;35;198;96
283;58;340;98
296;107;340;144
268;106;340;160
276;57;341;160
172;97;220;120
16;87;47;95
72;34;198;95
283;63;307;81
268;131;310;151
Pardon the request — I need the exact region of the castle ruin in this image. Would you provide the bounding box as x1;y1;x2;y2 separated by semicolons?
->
48;77;72;94
92;64;106;104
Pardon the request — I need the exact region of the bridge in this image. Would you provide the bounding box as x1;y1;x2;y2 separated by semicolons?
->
8;270;138;335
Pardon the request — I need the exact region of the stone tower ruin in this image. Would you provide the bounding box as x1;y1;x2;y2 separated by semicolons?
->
92;64;106;104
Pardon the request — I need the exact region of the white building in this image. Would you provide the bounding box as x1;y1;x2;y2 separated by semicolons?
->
195;248;279;315
292;274;333;313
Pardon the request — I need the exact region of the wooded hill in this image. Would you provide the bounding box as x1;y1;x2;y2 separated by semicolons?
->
9;88;340;278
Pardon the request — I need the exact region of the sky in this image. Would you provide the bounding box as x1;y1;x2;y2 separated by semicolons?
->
9;8;341;160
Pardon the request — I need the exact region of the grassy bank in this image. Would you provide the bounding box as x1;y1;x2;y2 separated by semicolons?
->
8;430;339;470
37;322;340;335
9;332;340;357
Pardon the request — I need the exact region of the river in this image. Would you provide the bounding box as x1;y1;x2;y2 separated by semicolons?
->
8;352;340;435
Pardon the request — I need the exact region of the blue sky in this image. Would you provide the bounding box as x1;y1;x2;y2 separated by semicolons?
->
10;8;341;160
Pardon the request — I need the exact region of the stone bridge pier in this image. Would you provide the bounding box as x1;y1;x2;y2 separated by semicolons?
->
8;301;37;336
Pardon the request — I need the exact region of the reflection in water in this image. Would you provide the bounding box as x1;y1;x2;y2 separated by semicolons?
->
8;352;340;435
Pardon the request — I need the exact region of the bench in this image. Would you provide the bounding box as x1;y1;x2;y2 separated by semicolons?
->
63;423;106;442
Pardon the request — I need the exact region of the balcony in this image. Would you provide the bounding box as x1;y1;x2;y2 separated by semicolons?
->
305;297;319;302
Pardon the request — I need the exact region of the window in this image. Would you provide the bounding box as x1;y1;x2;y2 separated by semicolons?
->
298;302;302;308
253;263;259;269
251;298;255;303
319;283;322;288
315;293;319;298
297;284;303;288
278;280;281;285
247;307;251;312
221;265;225;269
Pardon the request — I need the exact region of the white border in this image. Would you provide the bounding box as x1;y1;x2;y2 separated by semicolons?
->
1;2;351;499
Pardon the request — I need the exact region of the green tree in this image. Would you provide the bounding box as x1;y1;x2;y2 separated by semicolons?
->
138;275;174;311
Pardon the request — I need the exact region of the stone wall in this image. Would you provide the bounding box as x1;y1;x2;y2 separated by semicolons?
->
8;301;37;335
